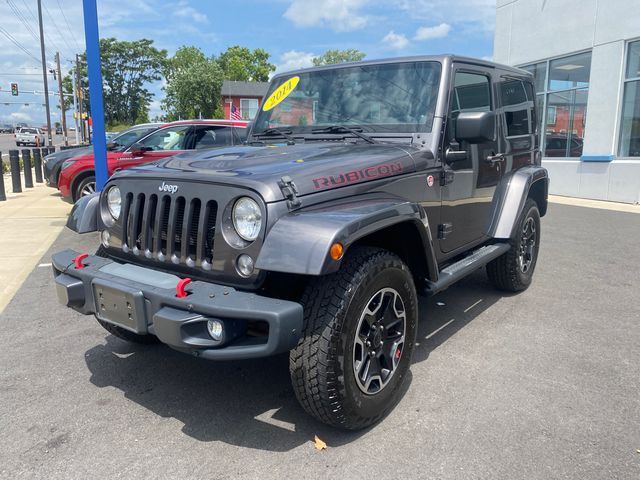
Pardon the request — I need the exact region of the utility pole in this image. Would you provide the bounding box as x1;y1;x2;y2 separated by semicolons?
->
55;52;68;146
72;64;79;144
36;0;53;147
76;54;84;143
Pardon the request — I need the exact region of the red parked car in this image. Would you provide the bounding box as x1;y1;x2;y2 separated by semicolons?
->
58;119;249;201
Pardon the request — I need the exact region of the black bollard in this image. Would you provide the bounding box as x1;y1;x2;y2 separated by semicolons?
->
22;149;33;188
0;153;6;201
33;149;43;183
9;150;21;193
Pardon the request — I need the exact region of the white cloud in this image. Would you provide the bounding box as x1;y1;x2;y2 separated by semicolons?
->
414;23;451;41
400;0;495;33
284;0;369;32
382;31;409;50
9;111;33;122
175;1;208;24
275;50;316;74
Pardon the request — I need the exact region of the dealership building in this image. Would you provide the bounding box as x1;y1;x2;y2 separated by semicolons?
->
494;0;640;203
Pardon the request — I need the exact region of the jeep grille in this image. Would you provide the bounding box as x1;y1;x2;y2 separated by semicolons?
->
121;191;218;270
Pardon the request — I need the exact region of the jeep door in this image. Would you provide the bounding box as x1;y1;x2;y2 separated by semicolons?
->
439;66;501;254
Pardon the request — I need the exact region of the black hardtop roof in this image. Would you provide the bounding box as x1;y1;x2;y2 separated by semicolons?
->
271;54;531;80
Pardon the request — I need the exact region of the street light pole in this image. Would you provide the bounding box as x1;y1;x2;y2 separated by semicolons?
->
55;52;68;146
36;0;53;147
72;64;79;144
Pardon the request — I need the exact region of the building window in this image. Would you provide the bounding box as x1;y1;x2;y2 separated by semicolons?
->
521;51;591;158
619;40;640;157
240;98;259;120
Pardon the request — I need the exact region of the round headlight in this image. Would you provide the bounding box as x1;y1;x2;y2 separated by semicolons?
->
106;186;121;220
232;197;262;241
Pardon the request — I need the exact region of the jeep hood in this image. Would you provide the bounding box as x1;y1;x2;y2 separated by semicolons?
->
113;143;420;202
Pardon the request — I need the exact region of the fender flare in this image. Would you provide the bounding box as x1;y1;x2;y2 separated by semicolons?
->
256;194;438;278
486;165;549;239
66;192;99;233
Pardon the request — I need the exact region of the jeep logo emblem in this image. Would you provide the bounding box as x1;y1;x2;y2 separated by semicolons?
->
159;181;178;194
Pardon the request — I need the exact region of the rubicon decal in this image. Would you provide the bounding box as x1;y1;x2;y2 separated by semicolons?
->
312;162;403;190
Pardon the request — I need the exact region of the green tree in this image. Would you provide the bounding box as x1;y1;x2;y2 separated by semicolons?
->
312;49;366;66
100;38;167;125
218;45;275;82
162;46;224;121
63;38;166;127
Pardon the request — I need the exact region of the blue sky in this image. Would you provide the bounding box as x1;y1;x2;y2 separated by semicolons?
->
0;0;496;125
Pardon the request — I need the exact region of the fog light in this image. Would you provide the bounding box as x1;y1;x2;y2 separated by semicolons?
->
236;254;254;277
207;319;224;341
101;230;110;248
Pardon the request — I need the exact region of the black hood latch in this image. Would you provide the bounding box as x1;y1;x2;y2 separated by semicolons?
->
277;176;302;210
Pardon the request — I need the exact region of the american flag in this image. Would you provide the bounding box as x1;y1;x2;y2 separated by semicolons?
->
230;104;241;120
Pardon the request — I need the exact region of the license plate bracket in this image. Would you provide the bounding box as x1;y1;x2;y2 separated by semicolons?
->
93;279;147;334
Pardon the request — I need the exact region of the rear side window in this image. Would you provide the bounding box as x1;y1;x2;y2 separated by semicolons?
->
500;78;535;137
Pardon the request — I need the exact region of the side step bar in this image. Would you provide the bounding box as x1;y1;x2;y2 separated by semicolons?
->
422;243;510;296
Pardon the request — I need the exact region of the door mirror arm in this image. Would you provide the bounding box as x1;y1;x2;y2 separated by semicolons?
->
445;147;468;163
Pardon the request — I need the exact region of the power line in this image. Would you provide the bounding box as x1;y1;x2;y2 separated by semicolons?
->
42;1;74;56
18;0;38;23
6;0;40;43
0;25;42;65
55;0;81;52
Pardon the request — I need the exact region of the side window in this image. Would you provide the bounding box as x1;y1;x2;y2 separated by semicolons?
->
449;71;492;142
499;78;533;137
453;72;491;113
138;126;190;151
193;126;234;150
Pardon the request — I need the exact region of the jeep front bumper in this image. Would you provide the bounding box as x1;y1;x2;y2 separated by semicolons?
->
51;249;303;360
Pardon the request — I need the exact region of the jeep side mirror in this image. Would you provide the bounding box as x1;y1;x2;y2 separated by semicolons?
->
130;142;146;155
455;111;496;143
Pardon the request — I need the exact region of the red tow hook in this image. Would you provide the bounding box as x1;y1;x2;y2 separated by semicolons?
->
74;253;89;269
176;278;192;298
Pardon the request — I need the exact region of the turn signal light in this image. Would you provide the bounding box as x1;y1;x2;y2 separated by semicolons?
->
330;242;344;261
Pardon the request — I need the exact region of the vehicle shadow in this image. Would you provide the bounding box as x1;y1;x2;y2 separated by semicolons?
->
83;269;508;452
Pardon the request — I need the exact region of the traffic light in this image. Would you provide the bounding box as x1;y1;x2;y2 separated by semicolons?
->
11;83;18;96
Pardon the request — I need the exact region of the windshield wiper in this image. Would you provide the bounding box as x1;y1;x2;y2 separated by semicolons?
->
254;127;296;145
311;125;378;144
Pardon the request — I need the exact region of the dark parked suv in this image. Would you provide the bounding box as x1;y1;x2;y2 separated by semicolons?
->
52;55;548;429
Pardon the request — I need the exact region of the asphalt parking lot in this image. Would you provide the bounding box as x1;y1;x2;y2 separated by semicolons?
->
1;202;639;479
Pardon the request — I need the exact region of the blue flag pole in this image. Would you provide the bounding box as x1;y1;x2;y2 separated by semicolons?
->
82;0;108;192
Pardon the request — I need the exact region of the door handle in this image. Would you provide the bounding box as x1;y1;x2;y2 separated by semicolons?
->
486;153;505;164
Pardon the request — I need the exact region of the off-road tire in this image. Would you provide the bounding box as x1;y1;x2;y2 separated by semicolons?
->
486;198;541;292
73;175;96;202
95;317;160;344
290;247;418;430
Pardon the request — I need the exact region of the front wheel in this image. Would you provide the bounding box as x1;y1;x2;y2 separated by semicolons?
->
74;175;96;202
290;247;418;429
486;198;541;292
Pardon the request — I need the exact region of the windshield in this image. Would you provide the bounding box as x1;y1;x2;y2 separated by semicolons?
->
21;128;38;134
253;61;441;136
111;126;157;148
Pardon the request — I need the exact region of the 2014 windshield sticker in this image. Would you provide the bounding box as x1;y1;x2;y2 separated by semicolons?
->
262;76;300;111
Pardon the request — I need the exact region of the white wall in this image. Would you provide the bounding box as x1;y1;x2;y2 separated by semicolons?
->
495;0;640;204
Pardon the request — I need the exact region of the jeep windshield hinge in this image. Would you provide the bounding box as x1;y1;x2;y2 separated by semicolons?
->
277;176;302;210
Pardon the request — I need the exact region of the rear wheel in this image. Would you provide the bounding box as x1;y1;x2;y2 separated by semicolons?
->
487;198;541;292
74;175;96;202
290;247;418;429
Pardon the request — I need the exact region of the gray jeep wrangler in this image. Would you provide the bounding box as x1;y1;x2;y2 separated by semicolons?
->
52;55;548;429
